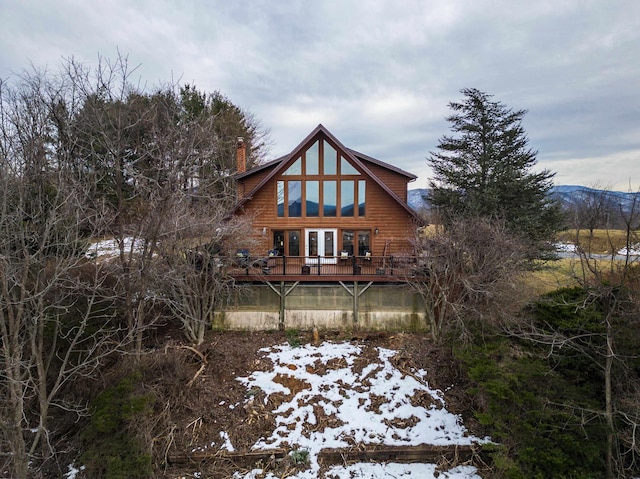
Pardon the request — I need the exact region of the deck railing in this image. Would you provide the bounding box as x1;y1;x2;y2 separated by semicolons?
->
229;254;419;278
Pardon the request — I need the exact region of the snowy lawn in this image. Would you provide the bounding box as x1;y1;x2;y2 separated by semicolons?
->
618;244;640;255
66;340;487;479
85;237;146;258
556;241;640;256
232;341;488;478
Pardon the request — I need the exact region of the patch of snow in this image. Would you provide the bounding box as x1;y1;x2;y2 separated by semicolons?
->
555;242;577;253
86;237;146;258
234;341;488;478
64;464;85;479
220;431;235;452
236;464;482;479
325;463;481;478
618;244;640;256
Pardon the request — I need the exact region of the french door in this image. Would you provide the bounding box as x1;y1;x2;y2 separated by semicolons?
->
305;228;337;264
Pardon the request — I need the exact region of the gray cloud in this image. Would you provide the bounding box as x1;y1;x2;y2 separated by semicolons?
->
1;0;639;190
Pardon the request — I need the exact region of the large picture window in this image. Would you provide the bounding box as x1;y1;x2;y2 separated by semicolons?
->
283;157;302;175
358;179;366;216
306;141;319;175
306;180;319;217
277;181;285;217
323;143;337;174
323;180;336;217
288;181;302;217
340;180;354;216
275;138;366;218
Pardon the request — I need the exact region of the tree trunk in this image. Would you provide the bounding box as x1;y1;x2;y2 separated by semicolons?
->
605;314;614;479
7;368;28;479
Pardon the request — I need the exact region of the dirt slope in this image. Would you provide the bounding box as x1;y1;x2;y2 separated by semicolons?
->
140;330;481;478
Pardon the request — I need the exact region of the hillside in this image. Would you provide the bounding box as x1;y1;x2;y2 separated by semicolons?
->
408;186;640;212
64;330;488;479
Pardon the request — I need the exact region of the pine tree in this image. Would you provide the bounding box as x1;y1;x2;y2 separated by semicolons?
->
428;88;562;256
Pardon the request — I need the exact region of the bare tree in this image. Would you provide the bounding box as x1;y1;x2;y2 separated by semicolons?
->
576;191;640;479
154;211;254;345
65;55;176;353
0;69;124;478
565;182;621;255
0;54;267;476
507;187;640;479
571;183;617;234
66;55;256;353
407;217;529;342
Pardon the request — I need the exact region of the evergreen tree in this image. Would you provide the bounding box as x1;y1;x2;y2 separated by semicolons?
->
179;85;269;173
428;88;563;256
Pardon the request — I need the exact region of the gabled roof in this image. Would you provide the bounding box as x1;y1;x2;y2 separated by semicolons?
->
232;124;420;220
346;148;417;181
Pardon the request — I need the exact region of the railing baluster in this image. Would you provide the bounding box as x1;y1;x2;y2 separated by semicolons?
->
228;253;422;278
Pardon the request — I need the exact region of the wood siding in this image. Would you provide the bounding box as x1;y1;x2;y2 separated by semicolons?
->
236;175;416;256
363;162;412;202
237;166;275;198
233;126;418;258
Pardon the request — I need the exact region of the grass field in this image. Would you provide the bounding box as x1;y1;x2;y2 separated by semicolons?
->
525;258;581;295
419;227;637;295
525;229;640;295
557;228;635;255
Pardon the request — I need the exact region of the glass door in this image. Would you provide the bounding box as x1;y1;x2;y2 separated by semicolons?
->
305;228;337;264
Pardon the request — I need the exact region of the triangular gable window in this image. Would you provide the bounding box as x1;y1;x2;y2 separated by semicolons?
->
341;156;359;175
276;136;365;218
324;142;337;174
283;157;302;175
306;141;319;174
281;139;361;176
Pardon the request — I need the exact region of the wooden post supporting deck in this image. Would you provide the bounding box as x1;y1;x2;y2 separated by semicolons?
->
338;281;374;327
279;281;285;330
266;281;300;330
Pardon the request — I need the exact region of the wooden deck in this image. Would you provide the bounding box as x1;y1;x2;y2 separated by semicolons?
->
229;255;418;282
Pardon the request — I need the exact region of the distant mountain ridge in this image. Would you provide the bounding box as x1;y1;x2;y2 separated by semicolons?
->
408;186;639;212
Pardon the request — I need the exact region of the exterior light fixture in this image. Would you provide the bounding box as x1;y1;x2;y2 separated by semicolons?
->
374;227;379;235
262;227;267;236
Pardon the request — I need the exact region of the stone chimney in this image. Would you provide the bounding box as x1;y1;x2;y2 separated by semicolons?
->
236;137;246;173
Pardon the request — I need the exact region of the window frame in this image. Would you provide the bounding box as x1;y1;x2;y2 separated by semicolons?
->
275;138;367;219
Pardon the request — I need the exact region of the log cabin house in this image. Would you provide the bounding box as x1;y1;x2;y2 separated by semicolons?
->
229;124;423;282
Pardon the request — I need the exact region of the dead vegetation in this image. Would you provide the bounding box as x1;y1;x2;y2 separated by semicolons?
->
78;329;481;479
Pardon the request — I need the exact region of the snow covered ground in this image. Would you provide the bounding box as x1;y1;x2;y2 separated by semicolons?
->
65;341;488;479
618;244;640;255
555;242;640;256
232;341;488;479
86;237;146;258
240;462;481;478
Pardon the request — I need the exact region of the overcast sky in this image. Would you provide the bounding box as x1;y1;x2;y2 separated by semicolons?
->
1;0;639;190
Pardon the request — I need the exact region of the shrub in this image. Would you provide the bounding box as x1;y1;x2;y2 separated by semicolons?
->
81;372;155;479
285;328;301;347
457;323;607;478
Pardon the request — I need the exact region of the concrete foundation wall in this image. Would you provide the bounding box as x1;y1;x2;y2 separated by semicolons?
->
213;283;427;332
